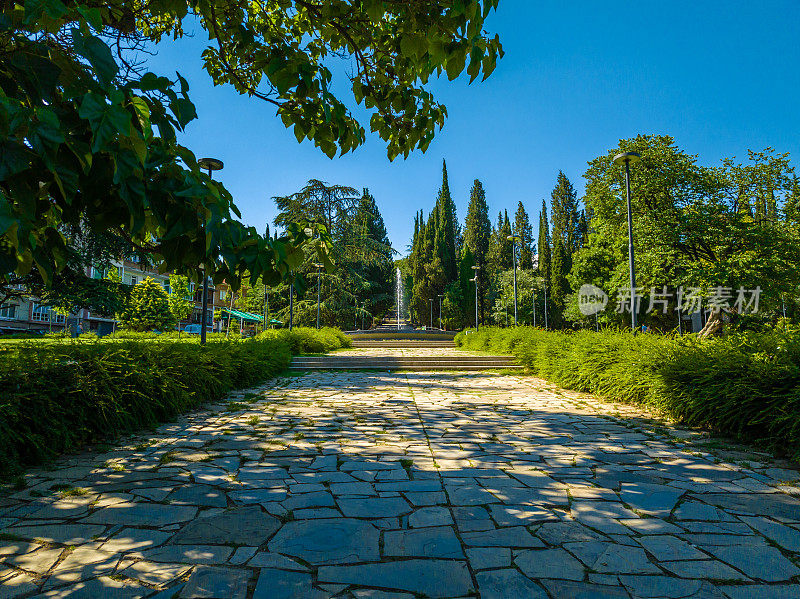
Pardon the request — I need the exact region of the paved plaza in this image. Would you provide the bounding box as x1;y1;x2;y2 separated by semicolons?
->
2;367;800;598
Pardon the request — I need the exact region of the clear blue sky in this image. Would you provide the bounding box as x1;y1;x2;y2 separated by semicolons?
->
146;1;800;256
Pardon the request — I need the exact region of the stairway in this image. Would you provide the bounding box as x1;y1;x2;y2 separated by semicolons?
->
289;354;520;371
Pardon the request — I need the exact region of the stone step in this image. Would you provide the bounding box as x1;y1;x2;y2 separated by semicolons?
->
290;356;519;371
351;341;455;348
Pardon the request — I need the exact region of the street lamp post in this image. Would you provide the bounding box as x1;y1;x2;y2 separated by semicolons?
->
437;294;444;330
613;151;641;331
313;263;323;329
429;298;434;330
197;157;224;345
471;264;480;331
543;281;549;329
507;235;519;326
532;289;536;327
289;278;294;331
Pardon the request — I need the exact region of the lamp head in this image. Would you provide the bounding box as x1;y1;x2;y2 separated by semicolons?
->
198;157;224;171
613;151;641;165
471;265;480;270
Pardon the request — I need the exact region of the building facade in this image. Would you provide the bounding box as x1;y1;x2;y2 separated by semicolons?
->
0;260;228;336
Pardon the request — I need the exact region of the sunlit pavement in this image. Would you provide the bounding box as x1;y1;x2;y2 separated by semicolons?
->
2;368;799;598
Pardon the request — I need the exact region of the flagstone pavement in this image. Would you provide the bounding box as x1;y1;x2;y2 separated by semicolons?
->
2;369;800;598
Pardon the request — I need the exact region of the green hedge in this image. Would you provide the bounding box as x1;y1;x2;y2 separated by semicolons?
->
456;327;800;459
0;328;348;477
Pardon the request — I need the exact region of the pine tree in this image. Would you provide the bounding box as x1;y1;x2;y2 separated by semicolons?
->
576;210;588;248
119;277;176;332
463;179;492;320
513;201;533;270
550;171;580;252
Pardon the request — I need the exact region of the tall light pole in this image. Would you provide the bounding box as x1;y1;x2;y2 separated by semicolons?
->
437;294;444;330
507;235;519;326
613;151;641;331
471;265;480;331
543;281;549;329
313;263;323;329
197;157;224;345
429;298;434;330
532;289;536;327
289;276;294;331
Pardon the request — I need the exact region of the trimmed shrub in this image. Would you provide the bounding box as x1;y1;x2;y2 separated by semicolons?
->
456;327;800;459
257;327;352;354
0;328;348;476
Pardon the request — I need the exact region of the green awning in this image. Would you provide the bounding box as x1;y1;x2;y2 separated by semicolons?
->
221;309;263;322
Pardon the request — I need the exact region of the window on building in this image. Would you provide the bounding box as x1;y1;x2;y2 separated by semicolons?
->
129;275;138;286
31;304;66;323
163;281;171;294
220;290;228;301
0;304;17;320
91;267;106;280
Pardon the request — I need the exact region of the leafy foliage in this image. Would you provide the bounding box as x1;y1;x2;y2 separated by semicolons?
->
118;277;176;332
0;327;349;476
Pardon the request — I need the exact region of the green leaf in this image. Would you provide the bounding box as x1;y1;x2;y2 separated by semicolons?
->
169;98;197;129
71;28;118;88
0;141;31;179
78;93;132;153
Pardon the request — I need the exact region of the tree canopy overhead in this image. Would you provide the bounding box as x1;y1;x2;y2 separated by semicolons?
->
147;0;504;160
1;0;502;305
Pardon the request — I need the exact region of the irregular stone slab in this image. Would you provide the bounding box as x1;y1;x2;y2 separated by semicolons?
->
739;516;800;552
167;485;227;507
693;493;800;520
475;568;548;599
337;497;411;518
535;521;605;545
619;518;684;535
7;524;105;545
44;546;118;589
515;548;585;581
564;541;660;574
119;561;191;586
466;547;511;570
351;591;414;599
383;526;464;558
541;579;630;599
636;535;708;561
252;568;336;599
0;571;38;597
489;504;557;526
660;559;750;580
317;560;472;599
172;506;280;545
718;584;800;599
329;482;377;496
82;503;197;527
673;501;737;522
180;566;248;599
35;575;148;598
619;482;683;516
452;506;494;531
101;528;172;553
248;552;309;570
462;526;544;548
3;546;63;573
444;484;499;506
282;491;336;510
488;485;569;505
701;544;800;582
404;491;447;506
408;506;453;528
268;518;379;564
139;544;233;564
618;575;705;598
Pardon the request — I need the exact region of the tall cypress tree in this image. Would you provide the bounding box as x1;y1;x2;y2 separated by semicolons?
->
464;179;492;321
434;159;458;282
550;171;580;252
499;210;513;269
513;201;533;270
537;200;552;282
550;236;568;328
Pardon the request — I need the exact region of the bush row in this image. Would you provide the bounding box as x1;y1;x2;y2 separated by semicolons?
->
0;328;349;477
456;327;800;460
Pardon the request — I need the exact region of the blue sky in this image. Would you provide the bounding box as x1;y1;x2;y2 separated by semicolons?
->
146;1;800;255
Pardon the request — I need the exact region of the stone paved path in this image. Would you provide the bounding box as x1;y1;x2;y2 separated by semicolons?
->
2;370;800;598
